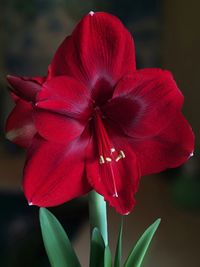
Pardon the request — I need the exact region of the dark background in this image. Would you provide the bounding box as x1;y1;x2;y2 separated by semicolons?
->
0;1;200;266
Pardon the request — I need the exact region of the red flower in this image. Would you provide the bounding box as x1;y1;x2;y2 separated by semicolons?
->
6;12;194;215
6;75;46;148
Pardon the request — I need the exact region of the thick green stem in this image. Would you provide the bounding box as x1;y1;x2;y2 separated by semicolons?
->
88;191;108;245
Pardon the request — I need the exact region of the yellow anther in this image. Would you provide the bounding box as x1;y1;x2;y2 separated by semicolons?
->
119;150;125;158
99;150;125;164
105;157;112;162
99;155;105;164
115;150;125;162
110;148;116;153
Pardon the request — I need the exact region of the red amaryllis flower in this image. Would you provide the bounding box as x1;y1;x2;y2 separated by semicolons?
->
6;75;47;148
6;12;194;215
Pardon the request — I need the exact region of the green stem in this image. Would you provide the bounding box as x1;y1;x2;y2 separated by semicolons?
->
88;191;108;245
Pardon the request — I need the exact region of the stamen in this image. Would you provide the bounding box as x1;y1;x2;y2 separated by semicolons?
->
99;155;105;164
115;150;126;162
119;150;125;158
105;157;112;162
95;113;126;198
110;148;116;153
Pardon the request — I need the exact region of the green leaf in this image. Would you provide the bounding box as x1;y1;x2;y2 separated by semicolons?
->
90;228;105;267
114;218;123;267
124;218;161;267
39;208;81;267
88;191;108;245
104;246;112;267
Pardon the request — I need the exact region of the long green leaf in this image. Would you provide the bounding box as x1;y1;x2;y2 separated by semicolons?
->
124;218;161;267
39;208;81;267
90;228;105;267
104;246;112;267
88;191;108;245
114;218;123;267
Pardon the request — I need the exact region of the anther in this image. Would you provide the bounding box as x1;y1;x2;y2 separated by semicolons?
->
99;155;105;164
105;157;112;162
115;150;125;162
110;148;116;153
119;150;125;158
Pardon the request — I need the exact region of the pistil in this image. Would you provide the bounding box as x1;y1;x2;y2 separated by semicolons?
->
94;112;125;198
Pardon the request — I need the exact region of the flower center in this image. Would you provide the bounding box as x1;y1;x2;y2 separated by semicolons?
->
94;112;125;197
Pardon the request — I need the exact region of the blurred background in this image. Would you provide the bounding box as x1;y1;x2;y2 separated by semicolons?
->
0;0;200;266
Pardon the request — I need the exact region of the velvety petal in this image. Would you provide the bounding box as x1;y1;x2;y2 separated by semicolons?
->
23;133;91;207
10;92;20;103
103;69;184;138
5;99;36;148
50;12;136;98
7;75;46;101
33;108;86;144
130;113;194;176
36;76;93;120
86;133;140;215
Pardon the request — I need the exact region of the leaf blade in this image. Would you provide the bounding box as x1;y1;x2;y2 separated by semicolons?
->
104;246;112;267
90;227;105;267
124;218;161;267
114;218;123;267
39;208;81;267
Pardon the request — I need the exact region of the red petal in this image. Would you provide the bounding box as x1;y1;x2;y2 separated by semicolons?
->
23;133;91;207
33;108;86;144
36;76;93;120
131;113;194;175
5;99;36;148
86;134;140;215
50;12;135;90
10;92;20;103
103;69;184;138
7;75;45;101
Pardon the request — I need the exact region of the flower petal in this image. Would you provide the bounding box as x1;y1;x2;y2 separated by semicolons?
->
23;133;91;207
7;75;45;101
5;98;36;148
36;76;93;120
103;69;184;138
50;12;136;95
86;134;140;215
33;108;86;144
131;113;194;175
